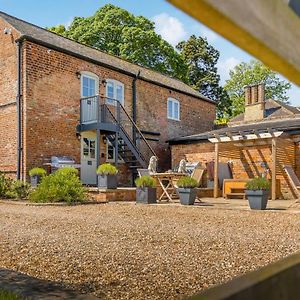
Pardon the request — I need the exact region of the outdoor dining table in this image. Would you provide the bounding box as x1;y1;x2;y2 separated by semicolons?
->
151;172;186;202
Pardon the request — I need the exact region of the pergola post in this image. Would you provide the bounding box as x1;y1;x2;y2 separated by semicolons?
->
214;142;219;198
271;138;277;200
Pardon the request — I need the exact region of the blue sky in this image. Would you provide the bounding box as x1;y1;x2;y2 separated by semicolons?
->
1;0;299;105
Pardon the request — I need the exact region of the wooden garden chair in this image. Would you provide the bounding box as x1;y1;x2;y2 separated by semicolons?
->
283;165;300;202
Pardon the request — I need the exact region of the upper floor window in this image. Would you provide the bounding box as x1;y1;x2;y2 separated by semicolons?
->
167;98;180;121
106;79;124;106
81;72;99;98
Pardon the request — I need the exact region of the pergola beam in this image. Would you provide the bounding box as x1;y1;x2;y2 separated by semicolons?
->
214;143;219;198
271;138;277;200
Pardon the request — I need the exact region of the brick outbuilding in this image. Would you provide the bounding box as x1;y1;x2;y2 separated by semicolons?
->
170;84;300;200
0;12;216;185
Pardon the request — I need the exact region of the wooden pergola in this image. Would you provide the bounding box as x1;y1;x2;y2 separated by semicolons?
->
209;129;295;200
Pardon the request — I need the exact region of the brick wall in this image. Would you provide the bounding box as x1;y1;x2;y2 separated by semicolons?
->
21;41;215;183
137;81;215;170
0;18;19;174
171;139;298;199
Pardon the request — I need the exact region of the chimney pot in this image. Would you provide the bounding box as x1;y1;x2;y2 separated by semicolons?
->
258;83;265;103
244;86;251;105
251;85;258;103
244;83;265;122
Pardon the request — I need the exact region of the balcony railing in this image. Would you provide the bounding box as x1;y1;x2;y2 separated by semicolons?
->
80;95;157;165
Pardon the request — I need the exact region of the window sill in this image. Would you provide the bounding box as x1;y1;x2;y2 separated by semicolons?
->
167;117;181;122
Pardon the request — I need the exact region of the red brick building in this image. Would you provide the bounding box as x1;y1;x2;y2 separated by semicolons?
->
170;84;300;199
0;12;216;185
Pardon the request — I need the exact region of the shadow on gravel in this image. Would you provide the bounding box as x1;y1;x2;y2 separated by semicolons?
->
0;268;99;299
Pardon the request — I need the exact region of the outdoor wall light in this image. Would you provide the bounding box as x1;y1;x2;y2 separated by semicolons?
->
76;132;81;140
102;136;107;144
101;79;107;87
76;71;81;79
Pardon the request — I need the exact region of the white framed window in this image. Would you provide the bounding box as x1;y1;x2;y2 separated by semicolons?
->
167;98;180;121
106;79;124;106
81;72;99;98
106;140;124;163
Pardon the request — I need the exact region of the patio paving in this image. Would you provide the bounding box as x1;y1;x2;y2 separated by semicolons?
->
0;200;299;299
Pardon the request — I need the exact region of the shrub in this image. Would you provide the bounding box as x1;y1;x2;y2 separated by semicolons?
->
0;173;30;200
11;180;31;199
177;176;198;188
135;176;156;188
29;167;85;204
245;177;270;190
0;173;13;198
96;163;118;175
29;167;47;177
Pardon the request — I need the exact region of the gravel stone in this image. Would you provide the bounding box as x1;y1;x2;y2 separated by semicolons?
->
0;202;299;299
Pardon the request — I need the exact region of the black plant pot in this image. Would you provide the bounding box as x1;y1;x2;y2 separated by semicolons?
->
136;187;157;204
246;189;269;210
30;175;42;188
97;174;117;189
177;188;197;205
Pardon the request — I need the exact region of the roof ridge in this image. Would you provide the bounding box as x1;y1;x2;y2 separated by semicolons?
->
0;10;212;102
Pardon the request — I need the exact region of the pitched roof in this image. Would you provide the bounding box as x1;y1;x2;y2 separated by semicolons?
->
0;11;214;104
169;117;300;144
229;99;300;124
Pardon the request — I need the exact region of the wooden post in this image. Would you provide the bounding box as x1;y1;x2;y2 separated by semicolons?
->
271;138;277;200
214;142;219;198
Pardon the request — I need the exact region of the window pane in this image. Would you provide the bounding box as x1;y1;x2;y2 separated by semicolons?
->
174;102;179;120
82;87;89;97
83;76;89;87
116;85;123;102
168;100;173;118
107;142;114;160
82;76;96;97
90;148;95;159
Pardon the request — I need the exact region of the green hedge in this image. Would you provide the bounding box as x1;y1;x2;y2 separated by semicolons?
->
29;167;85;204
0;173;30;200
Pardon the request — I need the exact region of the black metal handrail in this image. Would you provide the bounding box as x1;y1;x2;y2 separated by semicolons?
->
80;95;157;164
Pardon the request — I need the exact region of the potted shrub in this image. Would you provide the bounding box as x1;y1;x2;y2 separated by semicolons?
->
135;176;157;204
176;176;198;205
96;163;118;189
29;167;47;187
245;177;271;210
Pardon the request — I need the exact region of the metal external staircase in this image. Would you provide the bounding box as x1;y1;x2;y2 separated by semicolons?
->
78;95;157;176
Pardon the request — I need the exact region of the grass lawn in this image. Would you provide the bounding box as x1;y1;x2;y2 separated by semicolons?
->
0;202;299;299
0;289;23;300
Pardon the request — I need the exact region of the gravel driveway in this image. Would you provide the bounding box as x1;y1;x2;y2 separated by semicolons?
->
0;202;299;299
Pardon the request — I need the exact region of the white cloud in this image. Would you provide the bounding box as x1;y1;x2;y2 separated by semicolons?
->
152;13;187;46
217;57;241;85
200;26;218;43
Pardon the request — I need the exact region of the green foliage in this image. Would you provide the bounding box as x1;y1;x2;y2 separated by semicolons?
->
29;167;85;203
29;167;47;177
245;177;271;190
11;180;31;199
0;289;24;300
177;176;198;188
0;173;13;198
96;163;118;175
224;60;291;118
135;176;156;188
0;173;30;199
177;35;223;102
48;4;188;81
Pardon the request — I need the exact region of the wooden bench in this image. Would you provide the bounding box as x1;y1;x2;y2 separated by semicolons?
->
223;178;281;200
223;179;249;199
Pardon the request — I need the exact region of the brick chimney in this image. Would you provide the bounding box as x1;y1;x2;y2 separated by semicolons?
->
244;83;265;122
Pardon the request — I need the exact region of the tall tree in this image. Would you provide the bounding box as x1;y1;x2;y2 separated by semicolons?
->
177;35;223;102
48;4;188;81
224;60;291;118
